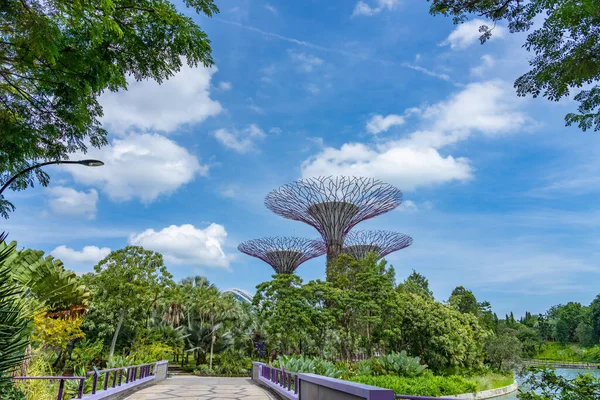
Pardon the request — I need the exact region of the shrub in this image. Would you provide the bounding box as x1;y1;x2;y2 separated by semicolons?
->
130;343;171;364
350;375;478;397
274;355;346;379
216;348;251;376
357;351;427;377
0;379;26;400
67;339;104;370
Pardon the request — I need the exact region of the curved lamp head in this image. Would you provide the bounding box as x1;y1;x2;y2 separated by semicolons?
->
77;159;104;167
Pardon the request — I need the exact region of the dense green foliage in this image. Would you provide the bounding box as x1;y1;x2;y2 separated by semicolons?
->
426;0;600;133
82;246;173;360
518;366;600;400
255;254;489;373
485;334;522;370
350;374;478;397
0;235;30;397
0;241;90;314
0;0;219;218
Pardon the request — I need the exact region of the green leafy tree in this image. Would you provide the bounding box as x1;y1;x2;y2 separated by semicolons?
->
485;334;522;370
426;0;600;132
576;321;596;346
555;318;570;344
83;246;173;360
396;270;433;299
516;324;541;358
253;274;314;355
0;0;219;218
448;286;479;315
590;294;600;343
557;302;583;342
395;291;488;372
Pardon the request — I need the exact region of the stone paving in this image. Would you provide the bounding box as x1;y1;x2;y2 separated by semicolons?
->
126;376;277;400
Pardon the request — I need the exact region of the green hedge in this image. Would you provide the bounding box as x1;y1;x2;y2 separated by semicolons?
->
349;374;478;397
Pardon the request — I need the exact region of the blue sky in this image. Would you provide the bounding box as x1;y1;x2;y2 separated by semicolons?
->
5;0;600;317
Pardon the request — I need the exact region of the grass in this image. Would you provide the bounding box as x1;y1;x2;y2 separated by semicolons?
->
533;342;600;363
469;373;514;391
349;371;515;397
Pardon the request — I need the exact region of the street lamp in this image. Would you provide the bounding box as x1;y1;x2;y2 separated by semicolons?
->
0;159;104;195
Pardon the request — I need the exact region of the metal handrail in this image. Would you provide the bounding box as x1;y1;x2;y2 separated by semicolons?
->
13;362;157;399
12;376;86;399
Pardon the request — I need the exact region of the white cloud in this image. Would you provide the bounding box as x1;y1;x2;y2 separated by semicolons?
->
401;63;452;83
47;187;98;218
366;114;405;134
213;124;266;153
100;64;222;133
301;143;472;190
219;184;239;198
471;54;495;76
289;51;323;72
218;81;232;91
441;19;504;49
129;224;231;268
66;133;207;203
264;4;278;15
306;84;320;94
51;245;111;267
352;0;400;17
398;200;419;213
301;80;528;190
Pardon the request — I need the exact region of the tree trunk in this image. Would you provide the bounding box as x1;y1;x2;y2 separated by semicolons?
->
209;334;215;370
109;308;127;361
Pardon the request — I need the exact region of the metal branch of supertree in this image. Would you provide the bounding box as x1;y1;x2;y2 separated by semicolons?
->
343;230;413;260
264;176;403;263
237;237;326;274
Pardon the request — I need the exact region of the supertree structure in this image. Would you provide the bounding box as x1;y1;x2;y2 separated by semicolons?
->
264;176;403;266
237;237;326;274
343;230;413;260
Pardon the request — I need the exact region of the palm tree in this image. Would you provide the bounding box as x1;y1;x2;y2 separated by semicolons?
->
0;240;89;316
0;233;31;379
198;292;239;370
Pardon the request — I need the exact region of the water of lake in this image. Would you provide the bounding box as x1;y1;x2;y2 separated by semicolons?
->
494;368;600;400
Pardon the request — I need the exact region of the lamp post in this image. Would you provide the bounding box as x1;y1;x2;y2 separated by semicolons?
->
0;159;104;195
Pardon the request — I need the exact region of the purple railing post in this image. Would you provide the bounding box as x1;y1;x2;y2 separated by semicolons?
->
77;378;85;398
103;372;109;390
57;379;65;400
92;373;98;394
118;369;122;386
294;374;299;394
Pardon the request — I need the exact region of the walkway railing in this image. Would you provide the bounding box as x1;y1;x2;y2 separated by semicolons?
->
88;363;155;394
13;362;159;400
259;363;299;398
253;362;457;400
12;376;86;399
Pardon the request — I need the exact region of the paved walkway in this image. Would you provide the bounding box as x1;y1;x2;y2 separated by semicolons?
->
126;376;277;399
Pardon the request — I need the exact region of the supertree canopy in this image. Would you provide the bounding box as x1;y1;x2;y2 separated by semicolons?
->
237;237;326;274
264;176;403;265
343;230;413;260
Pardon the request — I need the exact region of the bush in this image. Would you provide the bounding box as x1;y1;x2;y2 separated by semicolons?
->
274;355;346;378
215;348;251;376
350;374;478;397
0;379;26;400
357;351;427;377
130;342;171;364
67;339;104;370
